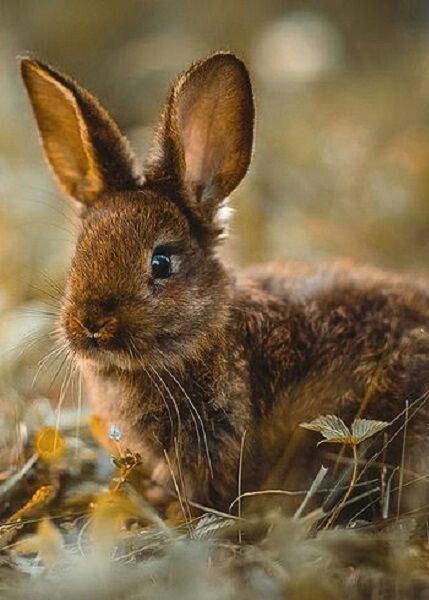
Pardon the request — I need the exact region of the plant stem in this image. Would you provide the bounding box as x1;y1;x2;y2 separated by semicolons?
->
325;444;358;528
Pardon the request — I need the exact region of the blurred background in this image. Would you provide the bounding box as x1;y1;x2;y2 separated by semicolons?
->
2;0;429;460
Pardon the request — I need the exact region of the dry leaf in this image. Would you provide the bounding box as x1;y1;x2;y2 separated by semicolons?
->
350;418;389;443
300;415;352;444
301;414;390;446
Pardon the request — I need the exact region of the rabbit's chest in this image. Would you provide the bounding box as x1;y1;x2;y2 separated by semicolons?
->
82;361;245;450
81;365;167;461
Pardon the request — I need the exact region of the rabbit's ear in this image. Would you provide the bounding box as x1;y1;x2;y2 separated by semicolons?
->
21;58;140;207
148;52;254;218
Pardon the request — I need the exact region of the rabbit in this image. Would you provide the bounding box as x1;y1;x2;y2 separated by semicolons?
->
21;51;429;517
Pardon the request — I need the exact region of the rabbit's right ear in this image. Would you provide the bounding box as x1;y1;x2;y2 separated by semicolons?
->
21;58;140;207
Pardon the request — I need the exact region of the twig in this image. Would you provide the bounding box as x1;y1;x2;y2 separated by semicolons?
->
397;399;409;518
229;488;309;512
163;449;192;535
294;466;328;520
0;453;38;500
382;467;399;520
237;430;247;544
357;389;429;482
173;438;192;525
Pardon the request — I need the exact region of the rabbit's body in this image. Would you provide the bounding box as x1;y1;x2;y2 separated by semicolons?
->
21;52;429;515
83;259;429;510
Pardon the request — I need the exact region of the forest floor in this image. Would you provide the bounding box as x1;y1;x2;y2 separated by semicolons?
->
0;404;428;599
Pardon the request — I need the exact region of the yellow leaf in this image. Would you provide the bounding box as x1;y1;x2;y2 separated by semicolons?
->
34;427;65;463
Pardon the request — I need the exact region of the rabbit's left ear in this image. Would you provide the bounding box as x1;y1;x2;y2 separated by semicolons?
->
147;52;254;218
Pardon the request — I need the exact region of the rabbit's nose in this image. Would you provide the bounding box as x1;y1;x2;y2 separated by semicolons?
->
82;316;116;340
85;323;103;339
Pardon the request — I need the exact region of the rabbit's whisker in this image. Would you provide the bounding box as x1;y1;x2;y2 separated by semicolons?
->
47;347;71;392
148;365;190;495
21;192;80;235
143;366;174;445
39;271;65;299
3;329;50;364
32;342;69;389
148;365;182;449
54;351;76;438
163;364;213;478
73;369;84;457
28;283;62;305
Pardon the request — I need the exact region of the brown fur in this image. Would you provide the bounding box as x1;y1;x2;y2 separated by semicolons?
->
21;52;429;514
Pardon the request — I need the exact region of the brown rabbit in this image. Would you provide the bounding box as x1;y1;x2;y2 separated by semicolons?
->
21;51;429;517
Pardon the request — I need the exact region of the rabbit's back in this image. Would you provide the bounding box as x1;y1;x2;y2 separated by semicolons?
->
238;259;429;419
240;260;429;305
235;261;429;507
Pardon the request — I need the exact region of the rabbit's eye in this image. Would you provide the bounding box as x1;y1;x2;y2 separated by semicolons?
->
151;254;171;279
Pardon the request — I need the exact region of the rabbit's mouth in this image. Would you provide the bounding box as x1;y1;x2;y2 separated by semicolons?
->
66;321;194;374
73;342;172;373
60;293;215;372
61;311;159;371
67;332;143;369
74;346;134;370
61;309;140;368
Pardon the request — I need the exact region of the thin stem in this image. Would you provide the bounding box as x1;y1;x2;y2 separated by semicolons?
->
325;444;358;529
237;430;247;544
397;399;409;518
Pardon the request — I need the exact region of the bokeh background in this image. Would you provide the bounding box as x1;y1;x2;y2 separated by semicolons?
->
2;0;429;459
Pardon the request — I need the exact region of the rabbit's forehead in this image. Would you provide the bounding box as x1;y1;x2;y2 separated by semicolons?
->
81;193;190;251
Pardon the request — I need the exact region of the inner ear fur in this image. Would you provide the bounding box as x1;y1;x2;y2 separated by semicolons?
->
146;51;254;218
21;57;140;205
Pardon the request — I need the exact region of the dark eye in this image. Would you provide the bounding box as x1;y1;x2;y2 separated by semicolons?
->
151;254;171;279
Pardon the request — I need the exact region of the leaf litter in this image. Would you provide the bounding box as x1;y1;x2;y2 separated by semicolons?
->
0;402;427;599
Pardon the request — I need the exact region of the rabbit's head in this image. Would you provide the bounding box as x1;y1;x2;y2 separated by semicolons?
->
21;53;254;370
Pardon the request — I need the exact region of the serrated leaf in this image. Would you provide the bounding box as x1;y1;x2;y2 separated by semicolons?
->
350;418;389;443
300;415;352;445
